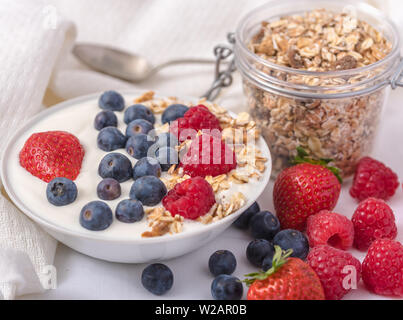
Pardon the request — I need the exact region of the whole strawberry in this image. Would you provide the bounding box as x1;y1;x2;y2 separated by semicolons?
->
19;131;85;183
350;157;399;202
307;245;361;300
362;239;403;297
273;148;341;231
352;198;397;251
245;246;325;300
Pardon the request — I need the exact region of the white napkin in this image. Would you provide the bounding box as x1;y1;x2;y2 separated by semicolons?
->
0;0;76;299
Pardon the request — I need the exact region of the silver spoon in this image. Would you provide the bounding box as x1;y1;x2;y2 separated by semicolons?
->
73;43;217;83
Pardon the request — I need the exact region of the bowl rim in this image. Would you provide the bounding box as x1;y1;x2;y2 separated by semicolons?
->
0;90;272;244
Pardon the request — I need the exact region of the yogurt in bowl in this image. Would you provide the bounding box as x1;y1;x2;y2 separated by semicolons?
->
1;90;271;263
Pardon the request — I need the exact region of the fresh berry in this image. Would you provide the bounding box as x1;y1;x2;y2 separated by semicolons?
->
362;239;403;297
306;210;354;250
352;198;397;250
249;211;280;241
155;147;179;171
233;202;260;230
262;254;275;272
170;105;222;142
208;250;237;276
124;104;155;124
133;157;161;180
130;176;167;206
162;104;189;124
19;131;85;183
80;201;113;231
245;246;325;300
350;157;399;202
180;134;236;178
154;132;179;149
246;239;274;268
211;275;243;300
141;263;174;296
46;177;77;206
97;127;127;152
307;245;361;300
125;133;154;159
115;199;144;223
94;110;118;131
273;148;341;231
126;119;154;137
97;178;121;201
99;91;125;111
273;229;309;260
98;153;133;183
162;177;215;220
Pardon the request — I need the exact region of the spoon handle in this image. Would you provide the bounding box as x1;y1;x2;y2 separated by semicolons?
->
150;58;217;74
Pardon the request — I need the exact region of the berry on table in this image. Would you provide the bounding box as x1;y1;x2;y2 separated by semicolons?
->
80;201;113;231
125;133;154;159
306;210;354;250
141;263;174;296
154;132;179;149
97;178;121;201
162;177;215;220
94;110;118;131
273;229;309;260
162;104;189;124
46;177;77;206
246;239;274;268
125;119;154;137
124;104;155;124
98;153;133;183
208;250;237;276
211;275;243;300
249;211;280;241
130;176;167;206
97;127;127;152
352;197;397;250
115;199;144;223
133;157;161;180
350;157;399;202
155;147;178;171
233;202;260;230
99;90;125;111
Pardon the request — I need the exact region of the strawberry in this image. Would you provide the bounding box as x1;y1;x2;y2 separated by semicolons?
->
245;246;325;300
273;147;341;231
19;131;85;183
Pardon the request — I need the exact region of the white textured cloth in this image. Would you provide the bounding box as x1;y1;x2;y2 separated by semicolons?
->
0;0;76;299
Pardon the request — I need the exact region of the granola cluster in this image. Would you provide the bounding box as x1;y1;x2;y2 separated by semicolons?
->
244;9;391;177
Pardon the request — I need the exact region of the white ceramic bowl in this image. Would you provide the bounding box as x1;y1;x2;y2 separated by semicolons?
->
1;91;271;263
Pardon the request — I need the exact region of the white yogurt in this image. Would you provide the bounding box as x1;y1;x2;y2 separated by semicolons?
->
7;94;267;240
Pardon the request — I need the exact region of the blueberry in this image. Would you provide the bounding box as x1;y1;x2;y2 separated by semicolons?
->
129;176;167;206
262;254;274;272
115;199;144;223
208;250;237;276
46;177;77;206
98;153;133;183
94;110;118;131
154;132;179;149
126;119;154;137
273;229;309;260
124;104;155;124
133;157;161;180
97;178;121;201
249;211;280;241
125;134;154;159
97;127;127;152
141;263;173;296
246;239;274;268
161;104;189;124
99;91;125;111
79;201;113;231
155;147;178;171
211;275;243;300
233;202;260;229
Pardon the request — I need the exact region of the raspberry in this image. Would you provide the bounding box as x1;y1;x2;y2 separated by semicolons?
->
352;198;397;251
306;210;354;250
350;157;399;202
181;134;236;178
170;105;222;142
19;131;85;183
162;177;216;220
362;239;403;297
307;245;361;300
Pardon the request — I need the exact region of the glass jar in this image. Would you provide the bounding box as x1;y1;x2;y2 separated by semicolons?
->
234;0;402;178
